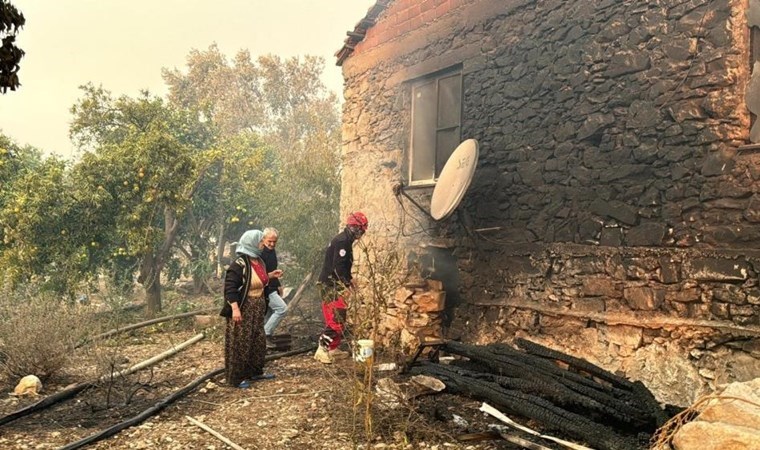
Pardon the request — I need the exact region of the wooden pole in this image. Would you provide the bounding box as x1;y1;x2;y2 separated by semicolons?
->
186;416;246;450
77;307;216;348
98;333;205;383
284;273;312;313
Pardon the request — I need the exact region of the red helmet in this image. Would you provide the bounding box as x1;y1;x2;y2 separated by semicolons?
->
346;211;369;232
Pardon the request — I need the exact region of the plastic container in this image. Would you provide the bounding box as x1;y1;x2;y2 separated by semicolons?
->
355;339;374;364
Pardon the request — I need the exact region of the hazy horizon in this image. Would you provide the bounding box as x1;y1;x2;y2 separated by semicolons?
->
0;0;375;158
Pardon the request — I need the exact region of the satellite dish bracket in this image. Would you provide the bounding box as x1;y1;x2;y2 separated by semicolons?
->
393;138;478;222
393;183;433;219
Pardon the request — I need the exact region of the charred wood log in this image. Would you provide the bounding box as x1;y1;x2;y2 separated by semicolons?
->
468;371;644;428
444;341;653;427
631;380;669;427
485;342;631;398
515;338;668;427
409;362;639;450
515;338;636;390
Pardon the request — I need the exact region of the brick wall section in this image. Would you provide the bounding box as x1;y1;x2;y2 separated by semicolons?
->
355;0;465;52
339;0;760;406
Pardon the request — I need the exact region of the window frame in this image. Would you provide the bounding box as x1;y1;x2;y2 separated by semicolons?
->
408;66;463;187
751;25;760;138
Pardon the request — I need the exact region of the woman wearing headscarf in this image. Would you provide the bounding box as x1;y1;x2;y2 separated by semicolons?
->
220;229;272;387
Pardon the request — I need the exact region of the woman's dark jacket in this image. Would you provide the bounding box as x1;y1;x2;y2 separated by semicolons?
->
219;254;252;318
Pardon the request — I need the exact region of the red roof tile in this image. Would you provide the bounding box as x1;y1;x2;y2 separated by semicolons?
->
335;0;391;66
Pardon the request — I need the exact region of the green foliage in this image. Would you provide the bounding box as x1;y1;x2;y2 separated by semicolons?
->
163;44;264;136
0;0;25;92
68;85;216;313
185;133;272;239
0;152;98;293
0;45;344;306
164;46;342;283
0;134;42;255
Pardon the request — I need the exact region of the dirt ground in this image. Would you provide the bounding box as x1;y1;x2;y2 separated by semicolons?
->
0;293;525;450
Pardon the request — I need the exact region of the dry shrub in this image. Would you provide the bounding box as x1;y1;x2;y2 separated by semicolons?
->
350;238;409;344
333;240;423;446
0;286;92;382
322;360;456;448
294;238;455;447
83;339;147;410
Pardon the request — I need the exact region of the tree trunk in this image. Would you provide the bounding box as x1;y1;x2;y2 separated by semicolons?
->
216;226;226;278
145;277;161;317
138;250;162;317
141;206;181;317
140;253;162;317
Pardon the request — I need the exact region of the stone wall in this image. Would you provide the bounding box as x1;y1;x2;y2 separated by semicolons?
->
340;0;760;405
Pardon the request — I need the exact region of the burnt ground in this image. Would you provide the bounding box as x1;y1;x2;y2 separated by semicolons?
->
0;294;569;450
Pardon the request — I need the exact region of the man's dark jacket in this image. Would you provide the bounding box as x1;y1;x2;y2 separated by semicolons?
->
261;247;281;297
318;228;355;289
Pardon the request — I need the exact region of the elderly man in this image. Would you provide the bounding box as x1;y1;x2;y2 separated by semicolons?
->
262;227;286;349
314;212;369;364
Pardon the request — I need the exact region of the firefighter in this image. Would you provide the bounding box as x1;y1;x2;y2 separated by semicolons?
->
314;212;369;364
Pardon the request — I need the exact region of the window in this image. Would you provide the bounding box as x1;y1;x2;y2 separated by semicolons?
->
409;68;462;185
750;26;760;141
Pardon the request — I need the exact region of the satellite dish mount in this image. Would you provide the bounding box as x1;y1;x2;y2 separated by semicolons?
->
394;139;479;221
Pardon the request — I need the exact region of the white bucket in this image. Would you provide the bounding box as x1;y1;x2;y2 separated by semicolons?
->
355;339;374;363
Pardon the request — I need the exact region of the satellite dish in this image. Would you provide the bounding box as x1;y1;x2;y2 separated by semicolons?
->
430;139;479;221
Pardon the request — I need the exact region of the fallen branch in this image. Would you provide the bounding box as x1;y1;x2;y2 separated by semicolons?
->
186;415;245;450
0;333;205;428
77;308;216;348
58;345;316;449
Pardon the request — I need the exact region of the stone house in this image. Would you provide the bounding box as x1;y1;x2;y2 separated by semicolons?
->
336;0;760;405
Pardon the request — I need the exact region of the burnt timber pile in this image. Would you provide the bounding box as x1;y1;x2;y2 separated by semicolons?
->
408;338;673;450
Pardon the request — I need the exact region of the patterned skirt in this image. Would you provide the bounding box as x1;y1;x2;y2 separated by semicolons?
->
224;295;267;386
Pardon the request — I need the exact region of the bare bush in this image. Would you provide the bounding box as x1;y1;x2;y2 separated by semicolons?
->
350;238;410;344
84;341;146;411
342;240;414;445
0;286;92;382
